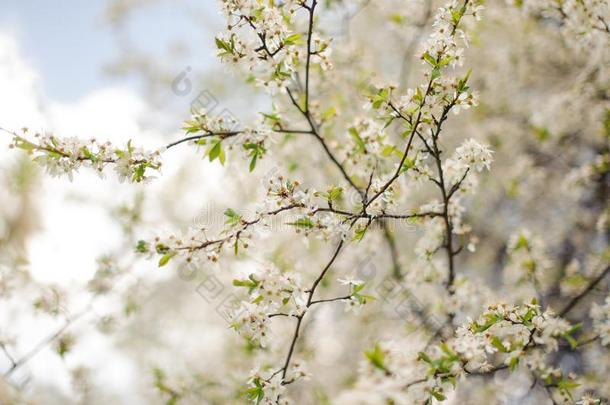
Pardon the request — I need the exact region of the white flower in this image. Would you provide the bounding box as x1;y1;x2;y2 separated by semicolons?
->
453;325;494;368
337;275;364;286
590;296;610;346
232;302;271;347
454;138;493;172
576;394;602;405
231;265;307;346
344;296;364;314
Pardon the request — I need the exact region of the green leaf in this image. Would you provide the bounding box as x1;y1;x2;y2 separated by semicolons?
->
557;378;580;399
243;377;265;404
261;112;281;123
132;163;147;182
431;67;441;81
508;356;519;371
249;155;258;172
215;37;234;55
283;33;302;45
243;142;265;172
451;10;461;24
490;336;507;353
532;126;550;142
389;13;405;24
183;119;202;134
457;69;472;92
218;147;226;165
158;252;175;267
208;140;222;162
564;323;582;335
56;336;72;358
224;208;242;226
430;389;446;401
233;278;258;289
322;106;337;121
438;56;453;67
473;315;501;333
328;186;343;201
369;88;390;109
353;225;367;242
349;127;366;153
353;293;375;304
422;52;437;67
563;334;578;350
155;243;170;254
288;217;315;229
382;145;401;158
365;344;386;371
135;240;150;253
418;351;432;364
440;343;457;360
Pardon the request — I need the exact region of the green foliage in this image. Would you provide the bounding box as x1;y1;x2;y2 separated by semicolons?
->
215;35;237;57
208;140;226;165
288;217;315;229
315;186;343;203
243;142;266;172
352;225;368;242
158;252;176;267
55;334;74;358
368;88;390;109
153;368;181;405
283;33;302;46
561;323;582;350
243;377;265;404
349;127;366;153
532;126;550;142
135;240;150;253
365;344;386;371
233;274;260;293
351;283;374;304
224;208;243;226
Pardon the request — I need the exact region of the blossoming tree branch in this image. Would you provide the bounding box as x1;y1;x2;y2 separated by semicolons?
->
2;0;609;404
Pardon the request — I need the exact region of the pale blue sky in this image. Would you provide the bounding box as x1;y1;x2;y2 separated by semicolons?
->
0;0;221;102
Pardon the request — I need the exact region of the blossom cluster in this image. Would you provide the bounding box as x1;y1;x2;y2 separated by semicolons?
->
564;152;610;192
420;0;484;65
367;178;397;214
504;229;553;291
360;0;484;192
32;286;68;317
347;341;430;404
10;129;162;182
416;301;580;402
345;118;390;169
413;138;492;260
183;108;273;171
216;0;332;92
261;176;354;241
232;265;306;346
136;225;227;267
137;175;356;268
511;0;610;46
590;296;610;346
337;275;372;313
245;360;309;404
262;175;314;209
443;138;493;190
